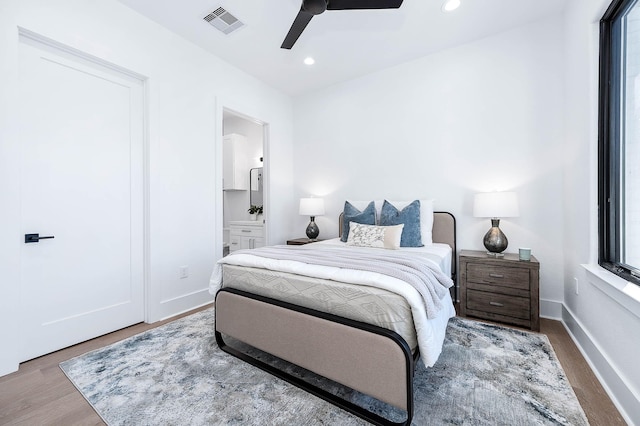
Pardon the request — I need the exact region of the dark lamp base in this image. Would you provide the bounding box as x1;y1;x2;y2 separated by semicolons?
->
483;218;508;255
305;216;319;240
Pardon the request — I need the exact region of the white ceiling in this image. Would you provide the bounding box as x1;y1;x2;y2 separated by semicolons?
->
117;0;566;97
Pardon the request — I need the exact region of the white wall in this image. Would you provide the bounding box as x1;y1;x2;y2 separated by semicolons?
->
293;16;566;311
0;0;293;376
563;0;640;423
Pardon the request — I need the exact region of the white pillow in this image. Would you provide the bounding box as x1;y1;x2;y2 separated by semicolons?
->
376;199;434;245
346;222;404;250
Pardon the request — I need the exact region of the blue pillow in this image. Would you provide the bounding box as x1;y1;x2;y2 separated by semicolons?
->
341;201;376;242
380;200;423;247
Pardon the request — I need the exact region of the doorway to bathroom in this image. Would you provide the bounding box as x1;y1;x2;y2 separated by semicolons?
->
222;108;266;256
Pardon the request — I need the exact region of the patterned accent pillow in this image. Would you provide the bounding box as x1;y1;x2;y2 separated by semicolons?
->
341;201;376;242
379;199;423;247
346;222;404;249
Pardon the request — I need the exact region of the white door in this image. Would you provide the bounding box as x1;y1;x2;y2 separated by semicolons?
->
18;35;145;361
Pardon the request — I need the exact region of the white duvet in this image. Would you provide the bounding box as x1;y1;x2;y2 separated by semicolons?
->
209;240;456;367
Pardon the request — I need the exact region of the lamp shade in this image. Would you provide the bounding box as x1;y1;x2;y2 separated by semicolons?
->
473;192;519;218
299;198;325;216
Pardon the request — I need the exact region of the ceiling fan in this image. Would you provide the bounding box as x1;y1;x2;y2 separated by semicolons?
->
281;0;404;49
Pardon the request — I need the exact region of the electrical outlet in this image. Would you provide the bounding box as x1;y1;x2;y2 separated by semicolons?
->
180;265;189;279
574;277;579;295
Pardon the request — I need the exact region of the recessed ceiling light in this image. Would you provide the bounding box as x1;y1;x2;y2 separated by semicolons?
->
304;57;315;65
442;0;461;12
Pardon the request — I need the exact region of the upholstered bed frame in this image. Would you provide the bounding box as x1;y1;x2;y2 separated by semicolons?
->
214;212;456;425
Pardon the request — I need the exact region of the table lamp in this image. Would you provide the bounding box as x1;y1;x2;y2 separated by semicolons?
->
473;191;519;256
299;197;325;241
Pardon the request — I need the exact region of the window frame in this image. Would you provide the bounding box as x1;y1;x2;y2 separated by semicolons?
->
598;0;640;285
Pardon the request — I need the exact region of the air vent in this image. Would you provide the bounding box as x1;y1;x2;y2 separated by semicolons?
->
203;7;244;35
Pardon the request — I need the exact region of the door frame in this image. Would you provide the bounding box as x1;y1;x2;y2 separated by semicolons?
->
17;27;151;325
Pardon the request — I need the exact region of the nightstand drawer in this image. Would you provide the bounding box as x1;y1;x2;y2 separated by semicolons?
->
467;264;530;290
467;289;530;320
466;281;530;298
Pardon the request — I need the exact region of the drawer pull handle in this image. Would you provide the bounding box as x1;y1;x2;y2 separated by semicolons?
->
489;273;504;278
241;230;252;233
489;301;504;307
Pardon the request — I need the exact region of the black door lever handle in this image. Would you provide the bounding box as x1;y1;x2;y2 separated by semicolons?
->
25;233;55;243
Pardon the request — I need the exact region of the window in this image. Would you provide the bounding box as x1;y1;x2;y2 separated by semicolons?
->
599;0;640;285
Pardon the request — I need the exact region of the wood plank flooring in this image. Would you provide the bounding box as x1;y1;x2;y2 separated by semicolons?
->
0;309;627;425
540;318;626;426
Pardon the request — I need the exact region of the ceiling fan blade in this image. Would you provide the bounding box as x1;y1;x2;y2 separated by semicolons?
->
327;0;403;10
281;10;314;49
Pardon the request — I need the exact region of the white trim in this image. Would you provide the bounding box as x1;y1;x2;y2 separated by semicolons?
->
145;77;162;324
142;78;151;324
215;98;224;263
158;288;213;320
158;300;213;322
160;287;212;304
262;122;271;245
0;363;19;377
17;27;146;81
582;264;640;319
539;298;563;320
561;304;638;425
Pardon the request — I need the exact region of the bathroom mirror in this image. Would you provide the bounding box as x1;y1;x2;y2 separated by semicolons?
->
250;167;263;207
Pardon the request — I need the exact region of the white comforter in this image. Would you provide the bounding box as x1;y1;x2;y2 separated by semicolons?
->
209;244;456;367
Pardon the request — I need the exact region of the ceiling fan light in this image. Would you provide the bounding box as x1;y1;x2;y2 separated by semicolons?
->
442;0;461;12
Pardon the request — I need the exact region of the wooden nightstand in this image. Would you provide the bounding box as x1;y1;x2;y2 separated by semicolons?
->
459;250;540;331
286;238;323;245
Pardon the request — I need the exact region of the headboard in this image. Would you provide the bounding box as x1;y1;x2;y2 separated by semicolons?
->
338;211;457;284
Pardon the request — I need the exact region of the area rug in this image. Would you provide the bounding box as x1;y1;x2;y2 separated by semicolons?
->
60;309;588;425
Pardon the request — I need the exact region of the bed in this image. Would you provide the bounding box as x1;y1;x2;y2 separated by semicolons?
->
210;210;457;425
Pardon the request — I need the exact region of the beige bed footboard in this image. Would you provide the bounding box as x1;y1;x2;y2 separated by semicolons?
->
214;211;456;425
215;287;415;425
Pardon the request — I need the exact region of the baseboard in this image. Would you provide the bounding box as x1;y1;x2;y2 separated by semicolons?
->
0;362;19;378
157;288;214;322
561;304;639;425
539;298;563;320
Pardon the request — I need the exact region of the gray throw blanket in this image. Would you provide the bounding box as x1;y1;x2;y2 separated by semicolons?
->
224;244;453;319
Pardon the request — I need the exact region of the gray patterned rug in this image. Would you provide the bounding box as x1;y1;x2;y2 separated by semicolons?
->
60;309;588;425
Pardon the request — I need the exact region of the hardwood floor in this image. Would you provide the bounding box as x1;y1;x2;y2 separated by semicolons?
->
540;318;626;426
541;318;626;426
0;310;626;425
